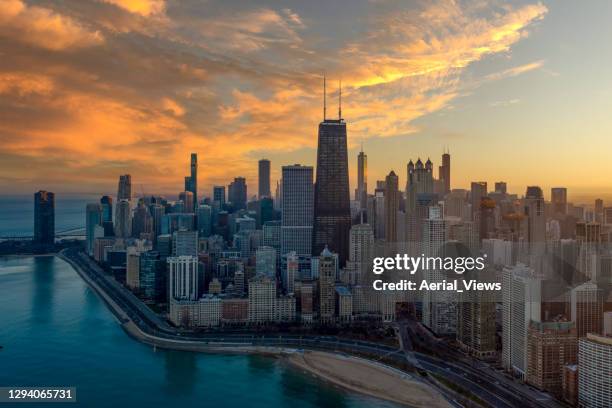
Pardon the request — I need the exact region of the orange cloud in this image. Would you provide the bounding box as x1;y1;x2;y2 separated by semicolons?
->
0;0;549;195
0;0;103;50
100;0;165;16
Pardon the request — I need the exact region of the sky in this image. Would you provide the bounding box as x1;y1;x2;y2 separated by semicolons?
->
0;0;611;204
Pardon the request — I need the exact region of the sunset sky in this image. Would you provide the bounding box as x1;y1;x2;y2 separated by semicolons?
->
1;0;611;203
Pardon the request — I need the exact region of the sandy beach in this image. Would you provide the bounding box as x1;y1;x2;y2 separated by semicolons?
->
287;351;451;408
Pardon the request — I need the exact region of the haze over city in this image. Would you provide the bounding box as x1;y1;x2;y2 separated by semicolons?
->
1;0;612;202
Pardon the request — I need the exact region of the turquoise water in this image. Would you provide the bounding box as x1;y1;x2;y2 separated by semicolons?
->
0;256;399;408
0;195;96;236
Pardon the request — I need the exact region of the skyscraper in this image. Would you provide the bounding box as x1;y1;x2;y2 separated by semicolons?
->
34;191;54;245
578;334;612;408
406;158;434;213
551;187;567;216
117;174;132;201
213;185;226;206
114;199;132;238
313;84;351;266
178;191;194;213
86;203;103;255
495;182;507;194
258;159;271;199
355;148;367;210
525;186;546;255
470;181;487;221
384;170;399;243
318;246;336;324
228;177;247;210
168;255;199;301
184;153;198;212
281;165;314;257
100;195;113;223
439;151;451;195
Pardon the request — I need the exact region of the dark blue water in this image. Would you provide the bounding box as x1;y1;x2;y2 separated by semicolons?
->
0;256;398;408
0;195;98;236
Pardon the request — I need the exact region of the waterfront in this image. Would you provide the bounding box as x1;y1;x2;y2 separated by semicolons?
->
0;256;400;408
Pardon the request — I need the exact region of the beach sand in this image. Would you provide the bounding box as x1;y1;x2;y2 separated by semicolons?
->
287;351;452;408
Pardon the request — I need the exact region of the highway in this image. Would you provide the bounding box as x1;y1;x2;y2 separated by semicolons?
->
61;248;556;408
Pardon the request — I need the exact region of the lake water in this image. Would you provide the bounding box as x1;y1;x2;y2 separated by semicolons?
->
0;256;399;408
0;195;97;237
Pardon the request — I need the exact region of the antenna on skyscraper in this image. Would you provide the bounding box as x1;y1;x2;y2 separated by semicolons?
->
338;79;342;120
323;74;327;121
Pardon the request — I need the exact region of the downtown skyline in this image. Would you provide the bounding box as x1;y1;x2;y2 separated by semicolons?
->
2;1;612;201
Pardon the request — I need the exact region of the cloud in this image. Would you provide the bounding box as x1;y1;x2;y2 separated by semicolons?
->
100;0;165;17
0;0;548;194
0;0;103;51
485;60;545;81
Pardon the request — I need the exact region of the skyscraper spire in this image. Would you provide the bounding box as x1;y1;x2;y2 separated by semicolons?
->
323;74;327;120
338;79;342;120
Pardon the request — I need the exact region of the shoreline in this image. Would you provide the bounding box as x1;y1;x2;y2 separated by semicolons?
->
286;351;452;408
55;252;451;407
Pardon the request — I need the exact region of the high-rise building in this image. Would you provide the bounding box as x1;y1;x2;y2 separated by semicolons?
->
439;151;451;195
34;191;54;245
479;196;496;240
422;207;455;335
86;203;103;255
197;205;212;238
188;153;198;211
285;251;299;294
578;334;612;408
318;246;337;324
526;320;577;397
384;170;399;242
355;148;367;209
457;275;497;359
117;174;132;201
494;182;507;194
228;177;247;210
470;181;487;221
248;275;276;324
313;104;351;266
172;229;198;257
213;185;226;206
138;251;165;301
595;198;604;223
255;246;276;279
114;199;132;238
100;195;113;223
345;222;374;285
258;159;271;199
502;264;543;379
551;187;568;216
131;201;152;239
168;256;199;301
263;220;281;259
571;281;603;337
406;158;434;213
281;165;313;257
525;186;546;255
178;191;194;214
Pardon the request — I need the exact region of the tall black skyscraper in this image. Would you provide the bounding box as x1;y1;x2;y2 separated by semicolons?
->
34;190;55;245
100;195;113;223
184;153;197;212
313;78;351;265
258;159;271;199
117;174;131;201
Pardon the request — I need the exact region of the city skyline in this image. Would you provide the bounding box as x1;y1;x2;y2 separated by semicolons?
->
2;1;612;200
